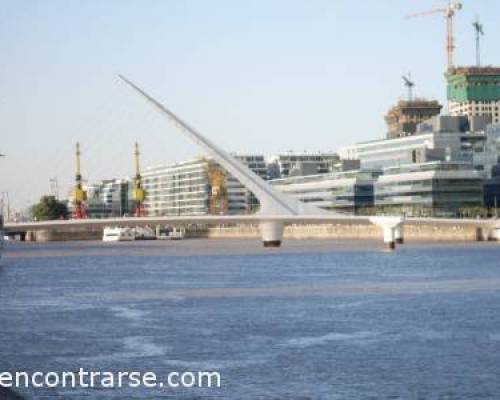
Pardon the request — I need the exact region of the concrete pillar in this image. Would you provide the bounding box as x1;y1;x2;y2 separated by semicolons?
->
259;221;285;248
369;216;405;251
395;224;404;244
382;225;396;250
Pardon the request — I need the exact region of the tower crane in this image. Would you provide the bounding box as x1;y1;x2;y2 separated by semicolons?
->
132;142;146;217
72;142;87;219
472;18;484;67
402;73;415;102
406;1;463;70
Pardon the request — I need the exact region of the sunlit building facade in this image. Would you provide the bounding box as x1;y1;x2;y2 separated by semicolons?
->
375;162;484;217
271;169;381;213
142;155;267;216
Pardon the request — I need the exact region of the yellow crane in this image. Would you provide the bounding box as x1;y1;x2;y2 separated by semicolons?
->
72;142;87;219
208;165;228;215
133;142;146;217
406;1;463;70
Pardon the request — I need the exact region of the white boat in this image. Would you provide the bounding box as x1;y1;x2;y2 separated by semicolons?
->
134;226;157;240
158;227;186;240
102;227;135;242
494;226;500;241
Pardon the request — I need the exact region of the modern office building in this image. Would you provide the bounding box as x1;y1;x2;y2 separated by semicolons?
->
375;162;484;217
339;117;500;178
227;154;268;214
447;66;500;124
271;169;381;214
267;152;340;179
385;99;442;139
483;163;500;210
269;161;485;217
84;179;132;218
142;155;267;216
142;158;211;216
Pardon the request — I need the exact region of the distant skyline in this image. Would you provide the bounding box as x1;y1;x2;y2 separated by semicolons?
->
1;0;500;210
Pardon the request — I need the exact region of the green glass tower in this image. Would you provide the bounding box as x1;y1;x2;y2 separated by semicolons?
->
447;67;500;124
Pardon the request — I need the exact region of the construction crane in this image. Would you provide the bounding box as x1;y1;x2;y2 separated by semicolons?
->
402;73;415;101
49;177;59;200
72;142;87;219
132;142;146;217
406;1;463;70
208;164;228;215
472;17;484;66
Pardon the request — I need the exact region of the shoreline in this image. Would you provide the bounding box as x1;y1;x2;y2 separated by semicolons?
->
2;238;499;259
9;221;498;243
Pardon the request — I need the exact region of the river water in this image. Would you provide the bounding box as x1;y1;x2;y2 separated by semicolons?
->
1;239;500;399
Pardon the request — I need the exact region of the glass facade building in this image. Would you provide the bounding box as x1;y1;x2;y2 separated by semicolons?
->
339;118;500;179
227;155;267;214
375;162;484;217
83;179;132;219
271;170;381;213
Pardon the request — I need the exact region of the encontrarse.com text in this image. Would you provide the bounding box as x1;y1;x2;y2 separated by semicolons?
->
0;369;221;389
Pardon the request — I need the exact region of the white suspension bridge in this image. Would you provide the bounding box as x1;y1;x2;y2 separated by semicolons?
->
5;76;499;249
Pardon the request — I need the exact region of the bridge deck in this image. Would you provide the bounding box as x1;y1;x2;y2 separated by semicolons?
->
5;215;497;233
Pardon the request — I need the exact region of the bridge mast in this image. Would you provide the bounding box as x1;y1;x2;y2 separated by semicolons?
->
117;75;326;217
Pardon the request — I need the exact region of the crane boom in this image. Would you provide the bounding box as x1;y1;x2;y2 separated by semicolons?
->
405;8;447;19
406;1;463;70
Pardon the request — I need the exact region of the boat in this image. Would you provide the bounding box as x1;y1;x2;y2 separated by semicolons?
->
134;226;157;240
157;226;186;240
102;227;135;242
493;225;500;241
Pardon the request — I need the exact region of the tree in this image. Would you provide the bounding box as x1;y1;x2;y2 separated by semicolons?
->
31;196;68;221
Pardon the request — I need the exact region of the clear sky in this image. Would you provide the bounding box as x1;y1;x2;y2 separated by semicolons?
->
1;0;499;210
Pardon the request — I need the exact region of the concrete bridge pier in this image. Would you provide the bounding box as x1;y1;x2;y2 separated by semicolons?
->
259;221;285;248
370;217;405;250
395;224;405;244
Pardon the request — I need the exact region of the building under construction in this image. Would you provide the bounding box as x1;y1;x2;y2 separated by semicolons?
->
385;100;443;139
447;66;500;124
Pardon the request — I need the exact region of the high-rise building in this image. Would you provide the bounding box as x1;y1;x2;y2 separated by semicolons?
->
384;100;443;139
447;66;500;124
